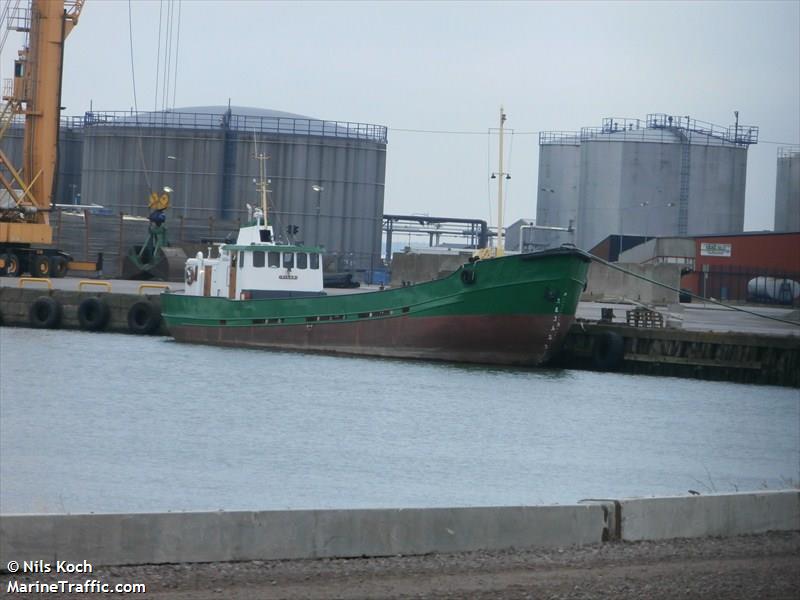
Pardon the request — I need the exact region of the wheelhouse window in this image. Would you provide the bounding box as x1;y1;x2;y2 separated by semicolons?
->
283;252;294;269
253;251;265;268
297;253;308;269
239;252;244;268
268;251;280;267
310;253;320;270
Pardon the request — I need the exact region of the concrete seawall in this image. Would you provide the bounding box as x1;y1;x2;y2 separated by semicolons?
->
581;262;681;304
0;505;609;566
618;490;800;541
558;322;800;387
0;286;167;335
1;491;797;568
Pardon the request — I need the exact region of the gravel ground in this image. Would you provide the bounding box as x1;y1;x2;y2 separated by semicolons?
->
2;531;798;599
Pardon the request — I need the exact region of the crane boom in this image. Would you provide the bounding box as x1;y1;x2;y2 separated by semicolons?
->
0;0;83;245
0;0;87;278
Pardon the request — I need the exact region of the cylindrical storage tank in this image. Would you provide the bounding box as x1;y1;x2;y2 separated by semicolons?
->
575;114;757;251
535;132;580;250
774;146;800;232
80;113;226;217
0;120;83;206
686;139;748;235
79;107;387;272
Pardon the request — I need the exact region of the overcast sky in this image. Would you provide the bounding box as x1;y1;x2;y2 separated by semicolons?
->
3;0;798;231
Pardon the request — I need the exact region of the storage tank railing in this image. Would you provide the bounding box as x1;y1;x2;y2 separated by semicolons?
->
2;114;87;130
80;111;388;144
647;113;758;145
580;113;758;147
539;131;581;145
778;146;800;159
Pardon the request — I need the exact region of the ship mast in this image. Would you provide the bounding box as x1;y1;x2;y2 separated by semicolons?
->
254;151;270;226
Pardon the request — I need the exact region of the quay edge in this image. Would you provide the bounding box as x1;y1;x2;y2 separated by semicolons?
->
0;490;797;568
556;321;800;387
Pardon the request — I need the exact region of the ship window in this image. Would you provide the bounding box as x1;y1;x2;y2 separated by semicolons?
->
310;253;320;269
268;251;280;267
297;253;307;269
239;252;244;268
283;252;294;269
253;251;265;268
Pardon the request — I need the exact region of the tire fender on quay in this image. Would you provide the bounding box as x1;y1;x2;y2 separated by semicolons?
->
127;301;161;335
29;296;62;329
77;296;111;331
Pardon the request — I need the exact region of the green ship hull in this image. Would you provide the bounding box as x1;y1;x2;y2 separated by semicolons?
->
161;249;591;366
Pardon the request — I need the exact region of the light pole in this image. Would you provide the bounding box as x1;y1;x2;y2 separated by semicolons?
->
639;201;649;239
490;106;510;256
311;184;324;245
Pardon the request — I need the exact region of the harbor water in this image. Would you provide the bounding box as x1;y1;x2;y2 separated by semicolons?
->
1;327;798;514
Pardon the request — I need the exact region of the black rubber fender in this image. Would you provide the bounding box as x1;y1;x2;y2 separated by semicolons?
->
29;296;62;329
77;296;110;331
591;331;625;371
127;301;161;335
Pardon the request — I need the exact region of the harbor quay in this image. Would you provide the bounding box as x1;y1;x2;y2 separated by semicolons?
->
0;491;797;599
1;276;798;386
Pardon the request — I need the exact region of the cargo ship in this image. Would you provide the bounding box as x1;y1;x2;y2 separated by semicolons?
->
160;209;591;366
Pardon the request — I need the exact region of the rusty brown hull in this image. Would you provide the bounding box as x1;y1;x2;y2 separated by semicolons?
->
170;313;575;366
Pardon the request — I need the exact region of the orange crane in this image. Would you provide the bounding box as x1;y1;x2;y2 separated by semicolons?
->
0;0;84;277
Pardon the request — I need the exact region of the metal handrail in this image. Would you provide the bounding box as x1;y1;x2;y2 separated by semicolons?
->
18;277;52;289
138;283;171;295
78;280;111;292
80;110;389;144
778;146;800;159
539;131;581;145
578;114;759;146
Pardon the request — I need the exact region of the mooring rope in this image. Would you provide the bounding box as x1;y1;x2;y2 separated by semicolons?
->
581;250;800;328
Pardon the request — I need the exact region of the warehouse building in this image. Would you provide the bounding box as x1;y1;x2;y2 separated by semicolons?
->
611;231;800;307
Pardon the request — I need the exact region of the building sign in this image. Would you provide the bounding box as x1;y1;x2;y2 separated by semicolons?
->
700;242;732;257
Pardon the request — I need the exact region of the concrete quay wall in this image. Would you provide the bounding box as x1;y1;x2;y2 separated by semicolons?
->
560;322;800;387
1;491;797;568
0;505;609;567
618;490;800;541
0;286;167;335
581;262;681;304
